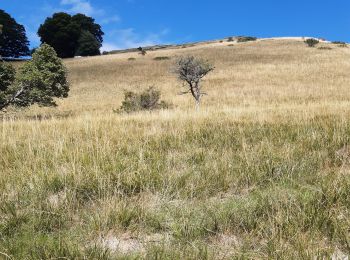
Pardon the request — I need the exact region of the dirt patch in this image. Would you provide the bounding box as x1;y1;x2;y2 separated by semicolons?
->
98;232;169;256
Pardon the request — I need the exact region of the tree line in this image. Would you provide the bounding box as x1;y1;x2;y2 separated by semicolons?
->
0;9;104;58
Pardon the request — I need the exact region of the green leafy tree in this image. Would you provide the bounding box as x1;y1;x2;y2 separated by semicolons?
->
38;12;103;58
0;44;69;110
71;14;103;44
75;31;101;56
0;9;30;57
0;62;16;108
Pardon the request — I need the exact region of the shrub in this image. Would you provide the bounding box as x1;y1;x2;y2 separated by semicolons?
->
153;56;170;61
332;42;348;48
337;44;348;48
318;46;332;50
128;57;136;61
227;37;234;42
305;38;319;47
237;36;257;43
332;41;346;45
118;87;171;113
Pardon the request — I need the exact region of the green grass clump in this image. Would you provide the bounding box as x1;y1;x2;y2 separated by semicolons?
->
153;56;171;61
237;36;257;42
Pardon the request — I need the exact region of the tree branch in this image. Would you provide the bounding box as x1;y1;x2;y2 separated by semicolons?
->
0;84;27;110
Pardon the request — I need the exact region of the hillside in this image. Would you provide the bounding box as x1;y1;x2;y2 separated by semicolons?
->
1;38;350;259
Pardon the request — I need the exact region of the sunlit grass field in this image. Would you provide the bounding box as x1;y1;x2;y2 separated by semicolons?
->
1;39;350;259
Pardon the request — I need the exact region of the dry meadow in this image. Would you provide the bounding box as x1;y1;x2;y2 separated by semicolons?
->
1;39;350;259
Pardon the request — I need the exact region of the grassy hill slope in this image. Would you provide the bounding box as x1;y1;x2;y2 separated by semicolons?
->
1;38;350;259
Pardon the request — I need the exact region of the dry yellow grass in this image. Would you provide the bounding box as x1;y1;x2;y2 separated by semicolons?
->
1;38;350;258
8;38;350;118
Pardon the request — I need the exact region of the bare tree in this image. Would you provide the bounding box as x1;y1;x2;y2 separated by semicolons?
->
174;56;214;109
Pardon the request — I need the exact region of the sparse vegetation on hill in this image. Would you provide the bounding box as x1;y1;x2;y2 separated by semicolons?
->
1;38;350;258
237;36;257;42
305;38;319;47
153;56;171;61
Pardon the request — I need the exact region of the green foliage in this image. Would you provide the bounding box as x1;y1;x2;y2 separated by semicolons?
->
0;44;69;110
0;61;16;107
0;61;15;91
38;12;103;58
237;36;257;42
227;36;234;42
305;38;319;47
153;56;170;61
0;9;30;57
118;87;171;113
75;31;101;56
16;44;69;107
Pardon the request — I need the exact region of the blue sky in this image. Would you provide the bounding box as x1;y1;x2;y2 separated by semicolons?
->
2;0;350;51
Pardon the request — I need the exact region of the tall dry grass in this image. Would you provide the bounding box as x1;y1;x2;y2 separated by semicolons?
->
1;39;350;259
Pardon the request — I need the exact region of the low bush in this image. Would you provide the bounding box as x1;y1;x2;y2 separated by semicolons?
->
318;46;332;50
305;38;319;47
332;41;346;45
337;44;348;48
118;87;171;113
332;41;348;48
153;56;171;61
237;36;257;43
227;37;234;42
128;57;136;61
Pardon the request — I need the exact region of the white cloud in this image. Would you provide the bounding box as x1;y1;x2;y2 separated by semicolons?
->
60;0;104;16
101;28;169;52
101;15;121;25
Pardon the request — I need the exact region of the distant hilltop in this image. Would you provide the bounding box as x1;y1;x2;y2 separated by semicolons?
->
101;36;334;55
